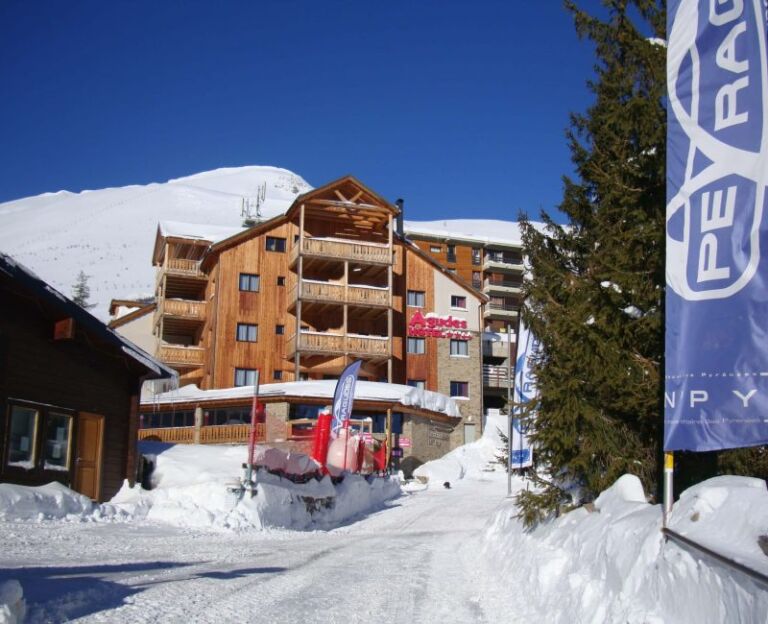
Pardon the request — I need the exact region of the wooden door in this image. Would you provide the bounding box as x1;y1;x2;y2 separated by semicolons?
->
74;412;104;500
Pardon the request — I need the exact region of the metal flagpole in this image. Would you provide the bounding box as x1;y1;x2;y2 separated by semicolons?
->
507;321;513;496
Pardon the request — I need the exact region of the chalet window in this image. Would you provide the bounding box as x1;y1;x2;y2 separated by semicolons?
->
7;405;39;469
451;295;467;309
277;276;285;286
236;323;258;342
430;245;441;253
450;339;468;357
407;379;425;390
266;237;286;252
472;248;481;265
407;337;425;354
275;325;285;335
273;370;283;381
239;273;260;292
450;381;469;398
447;244;457;263
44;412;72;471
407;290;425;307
234;368;257;387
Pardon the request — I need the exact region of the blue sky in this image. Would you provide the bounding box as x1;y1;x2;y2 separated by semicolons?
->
0;1;604;221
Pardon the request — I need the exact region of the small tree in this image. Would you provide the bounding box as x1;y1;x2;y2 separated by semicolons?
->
71;271;95;309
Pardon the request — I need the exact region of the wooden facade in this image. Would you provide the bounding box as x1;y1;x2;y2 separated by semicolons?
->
144;176;488;455
0;254;174;501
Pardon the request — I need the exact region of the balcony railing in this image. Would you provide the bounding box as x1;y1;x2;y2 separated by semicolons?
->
483;255;524;272
138;423;265;445
483;278;523;294
290;281;390;308
287;332;390;358
162;298;206;320
483;340;513;359
292;237;393;266
484;303;519;319
157;345;205;367
483;365;512;388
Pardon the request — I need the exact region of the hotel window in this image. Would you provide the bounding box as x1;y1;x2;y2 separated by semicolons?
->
451;295;467;309
265;236;286;252
407;290;425;307
430;245;441;253
447;244;457;263
6;405;39;469
472;248;481;265
239;273;260;292
234;368;257;387
450;339;468;356
236;323;258;342
275;324;285;335
407;337;425;354
277;276;286;286
273;370;283;381
407;379;426;390
450;381;469;398
44;412;73;471
472;271;482;289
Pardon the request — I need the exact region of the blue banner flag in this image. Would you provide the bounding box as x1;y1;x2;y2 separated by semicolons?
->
666;0;768;450
512;318;538;467
331;360;362;436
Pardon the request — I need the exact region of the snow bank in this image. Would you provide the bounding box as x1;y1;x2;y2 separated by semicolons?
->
110;443;400;530
485;475;768;623
0;443;400;532
0;482;93;521
413;411;506;484
0;581;25;624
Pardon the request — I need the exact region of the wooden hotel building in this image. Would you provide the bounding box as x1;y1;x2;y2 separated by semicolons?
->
134;177;488;466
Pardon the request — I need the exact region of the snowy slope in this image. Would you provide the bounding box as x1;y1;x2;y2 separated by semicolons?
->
0;166;310;320
0;164;535;323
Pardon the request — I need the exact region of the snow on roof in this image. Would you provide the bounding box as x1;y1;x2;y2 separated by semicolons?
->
403;218;549;247
143;380;462;418
158;220;245;243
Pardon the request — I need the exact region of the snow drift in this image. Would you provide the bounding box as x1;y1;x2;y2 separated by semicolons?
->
484;474;768;623
412;411;506;484
0;442;400;532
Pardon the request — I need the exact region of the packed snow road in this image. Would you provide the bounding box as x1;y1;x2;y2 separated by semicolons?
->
0;477;515;623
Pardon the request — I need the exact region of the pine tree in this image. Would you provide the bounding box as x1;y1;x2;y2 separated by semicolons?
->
71;270;96;309
516;0;666;523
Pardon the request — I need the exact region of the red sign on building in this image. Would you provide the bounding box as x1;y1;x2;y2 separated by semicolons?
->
407;310;472;340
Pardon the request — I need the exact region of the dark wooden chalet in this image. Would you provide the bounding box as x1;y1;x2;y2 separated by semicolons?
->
0;253;175;501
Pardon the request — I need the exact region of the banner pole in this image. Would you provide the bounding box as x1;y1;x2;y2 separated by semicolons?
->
663;451;674;528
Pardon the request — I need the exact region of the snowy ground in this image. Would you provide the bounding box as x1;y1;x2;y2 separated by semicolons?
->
0;473;513;623
1;417;767;623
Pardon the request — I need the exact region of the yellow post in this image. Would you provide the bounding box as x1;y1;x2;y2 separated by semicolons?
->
663;451;674;527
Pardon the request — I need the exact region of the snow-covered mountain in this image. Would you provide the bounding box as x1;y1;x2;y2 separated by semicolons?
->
0;166;311;320
0;165;532;322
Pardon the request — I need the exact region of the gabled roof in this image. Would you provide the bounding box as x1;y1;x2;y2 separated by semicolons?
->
287;175;401;219
0;253;175;380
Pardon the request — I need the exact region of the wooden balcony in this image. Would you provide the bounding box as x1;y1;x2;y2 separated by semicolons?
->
286;331;390;359
289;280;390;309
138;423;265;445
161;298;206;321
157;344;205;367
291;237;393;267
